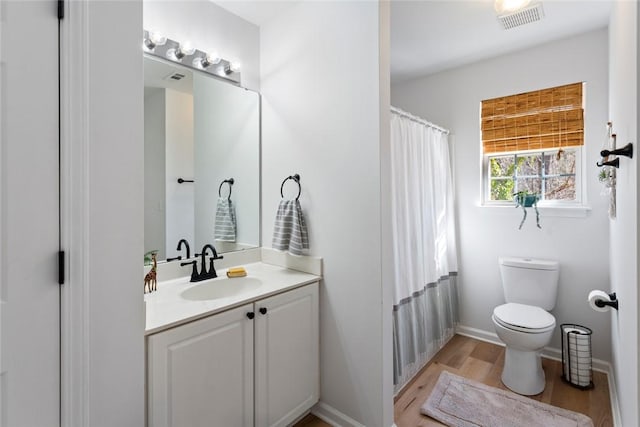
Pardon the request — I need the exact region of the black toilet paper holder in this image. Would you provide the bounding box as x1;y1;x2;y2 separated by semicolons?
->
595;292;619;311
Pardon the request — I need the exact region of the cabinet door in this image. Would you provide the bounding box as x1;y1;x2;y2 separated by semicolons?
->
255;282;319;427
147;304;254;427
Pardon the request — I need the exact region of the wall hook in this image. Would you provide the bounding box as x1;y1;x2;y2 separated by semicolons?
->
597;158;620;168
600;142;633;159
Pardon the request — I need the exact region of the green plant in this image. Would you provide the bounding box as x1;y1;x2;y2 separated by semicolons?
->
144;250;158;266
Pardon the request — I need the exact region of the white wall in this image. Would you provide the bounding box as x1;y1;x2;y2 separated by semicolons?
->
392;29;612;362
261;2;392;426
165;89;195;258
63;1;145;425
143;0;260;91
144;87;167;259
608;3;638;425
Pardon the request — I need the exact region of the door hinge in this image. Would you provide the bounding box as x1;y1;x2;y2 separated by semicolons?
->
58;251;65;285
58;0;64;20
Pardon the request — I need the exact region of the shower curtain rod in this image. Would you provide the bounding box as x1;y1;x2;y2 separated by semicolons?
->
390;106;450;135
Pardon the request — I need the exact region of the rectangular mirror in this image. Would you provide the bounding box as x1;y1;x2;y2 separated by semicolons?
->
144;55;260;263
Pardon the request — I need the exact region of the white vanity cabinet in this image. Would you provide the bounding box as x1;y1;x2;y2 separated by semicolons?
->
255;282;319;427
147;282;319;427
147;303;255;427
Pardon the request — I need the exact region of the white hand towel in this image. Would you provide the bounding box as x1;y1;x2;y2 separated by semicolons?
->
272;199;309;256
214;197;236;242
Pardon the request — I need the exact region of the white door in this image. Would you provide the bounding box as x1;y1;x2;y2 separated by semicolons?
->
147;305;254;427
0;1;60;426
255;283;319;427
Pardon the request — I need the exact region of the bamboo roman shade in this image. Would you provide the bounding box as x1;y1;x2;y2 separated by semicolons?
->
482;82;584;154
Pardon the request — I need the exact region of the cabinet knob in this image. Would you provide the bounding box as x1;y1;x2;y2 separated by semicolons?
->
246;312;255;320
259;307;267;315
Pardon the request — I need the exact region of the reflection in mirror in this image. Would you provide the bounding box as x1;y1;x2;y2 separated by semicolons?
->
144;56;260;263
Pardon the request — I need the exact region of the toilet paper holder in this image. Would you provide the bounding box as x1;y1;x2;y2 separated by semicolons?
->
594;292;619;310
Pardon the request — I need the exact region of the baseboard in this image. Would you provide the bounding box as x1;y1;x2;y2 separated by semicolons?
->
455;325;610;373
606;363;623;427
456;324;622;426
311;402;366;427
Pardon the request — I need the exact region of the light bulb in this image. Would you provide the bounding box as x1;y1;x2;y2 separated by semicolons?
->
143;31;167;52
181;41;196;56
194;52;221;69
149;32;167;46
167;41;196;61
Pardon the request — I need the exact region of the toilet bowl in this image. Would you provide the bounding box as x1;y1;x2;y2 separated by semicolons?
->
493;256;560;395
492;302;556;395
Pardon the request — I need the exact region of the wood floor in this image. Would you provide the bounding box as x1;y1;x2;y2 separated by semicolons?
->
294;334;613;427
395;335;612;427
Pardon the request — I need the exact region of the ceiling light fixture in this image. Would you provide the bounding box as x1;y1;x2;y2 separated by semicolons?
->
494;0;531;14
495;0;544;30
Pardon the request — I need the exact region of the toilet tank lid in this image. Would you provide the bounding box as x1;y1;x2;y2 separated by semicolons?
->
499;257;559;271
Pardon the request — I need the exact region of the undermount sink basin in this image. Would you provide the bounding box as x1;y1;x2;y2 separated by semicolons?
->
180;277;263;301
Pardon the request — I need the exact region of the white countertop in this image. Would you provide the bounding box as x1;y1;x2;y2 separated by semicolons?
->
145;262;320;335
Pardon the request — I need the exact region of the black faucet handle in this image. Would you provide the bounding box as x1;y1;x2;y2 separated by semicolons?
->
167;255;182;262
208;258;218;279
213;254;224;260
180;260;198;281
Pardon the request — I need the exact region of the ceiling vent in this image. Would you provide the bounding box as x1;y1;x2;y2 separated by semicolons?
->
164;72;186;82
498;3;544;30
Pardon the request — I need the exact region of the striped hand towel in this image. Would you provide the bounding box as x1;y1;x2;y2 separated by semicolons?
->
272;199;309;256
214;197;237;242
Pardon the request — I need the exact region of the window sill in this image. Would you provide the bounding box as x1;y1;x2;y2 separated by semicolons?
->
479;203;592;218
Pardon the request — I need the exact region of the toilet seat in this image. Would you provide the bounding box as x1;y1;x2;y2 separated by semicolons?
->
493;303;555;333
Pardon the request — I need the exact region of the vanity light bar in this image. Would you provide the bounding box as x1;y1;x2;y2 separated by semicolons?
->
143;30;241;85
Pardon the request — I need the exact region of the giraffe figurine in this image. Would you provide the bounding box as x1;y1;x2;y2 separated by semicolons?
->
144;253;157;293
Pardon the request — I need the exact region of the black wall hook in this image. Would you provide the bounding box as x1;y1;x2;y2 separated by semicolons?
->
177;178;194;184
280;174;301;201
594;292;619;311
597;158;620;168
601;142;633;159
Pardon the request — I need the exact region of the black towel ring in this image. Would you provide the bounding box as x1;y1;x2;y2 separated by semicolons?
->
280;174;301;201
218;178;234;200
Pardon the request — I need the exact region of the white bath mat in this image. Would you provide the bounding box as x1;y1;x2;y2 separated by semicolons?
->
422;371;594;427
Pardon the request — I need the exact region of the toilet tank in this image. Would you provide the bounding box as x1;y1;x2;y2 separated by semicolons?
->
499;257;560;310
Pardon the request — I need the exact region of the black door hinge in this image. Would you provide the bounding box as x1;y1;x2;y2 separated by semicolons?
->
58;0;64;20
58;251;65;285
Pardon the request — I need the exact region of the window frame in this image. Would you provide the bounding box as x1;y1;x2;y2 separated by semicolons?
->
482;146;584;207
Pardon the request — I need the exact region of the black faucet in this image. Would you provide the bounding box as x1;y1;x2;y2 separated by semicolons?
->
167;239;191;262
177;239;191;259
181;245;224;283
200;244;224;280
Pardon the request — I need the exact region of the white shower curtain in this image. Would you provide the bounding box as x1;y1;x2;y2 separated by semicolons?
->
390;107;459;394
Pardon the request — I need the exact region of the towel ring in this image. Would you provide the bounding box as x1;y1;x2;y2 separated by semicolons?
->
218;178;234;200
280;174;301;201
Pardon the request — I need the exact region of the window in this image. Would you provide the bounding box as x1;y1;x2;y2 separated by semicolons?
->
481;82;584;204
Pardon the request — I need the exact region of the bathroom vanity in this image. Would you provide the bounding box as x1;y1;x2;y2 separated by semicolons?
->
145;259;321;427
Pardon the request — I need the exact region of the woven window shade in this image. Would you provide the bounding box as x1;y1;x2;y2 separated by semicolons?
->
482;82;584;154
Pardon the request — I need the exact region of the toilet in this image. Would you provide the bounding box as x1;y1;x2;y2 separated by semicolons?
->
492;256;559;395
